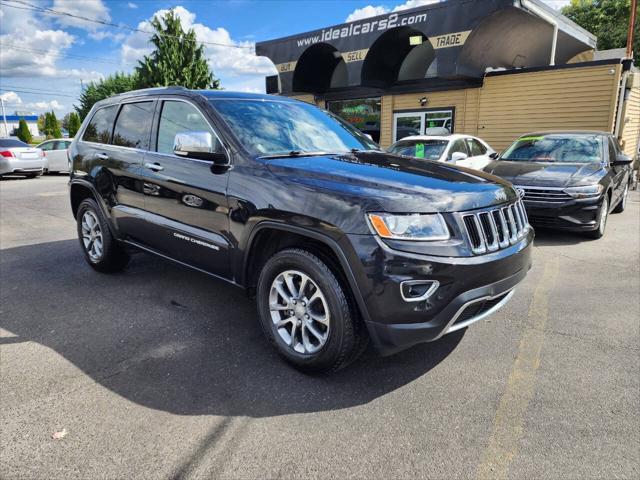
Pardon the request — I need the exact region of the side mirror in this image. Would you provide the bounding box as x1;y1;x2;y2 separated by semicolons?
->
612;154;632;166
450;151;468;162
489;152;499;160
174;131;229;164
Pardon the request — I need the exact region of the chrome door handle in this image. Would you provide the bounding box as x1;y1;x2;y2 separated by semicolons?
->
144;162;164;172
96;153;109;160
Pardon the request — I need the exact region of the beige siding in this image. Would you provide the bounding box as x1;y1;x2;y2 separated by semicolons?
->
620;73;640;159
476;64;622;151
290;94;318;105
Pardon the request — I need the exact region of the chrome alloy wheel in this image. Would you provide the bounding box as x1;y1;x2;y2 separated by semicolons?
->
81;210;104;262
269;270;330;354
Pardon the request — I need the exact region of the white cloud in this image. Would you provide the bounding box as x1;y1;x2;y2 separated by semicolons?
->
346;6;389;22
127;2;138;8
345;0;440;22
51;0;110;32
27;99;66;112
0;91;22;105
120;6;276;89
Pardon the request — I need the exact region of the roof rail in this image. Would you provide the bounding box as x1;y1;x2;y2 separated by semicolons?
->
111;86;190;97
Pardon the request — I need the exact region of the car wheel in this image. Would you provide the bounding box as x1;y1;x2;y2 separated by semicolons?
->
25;173;40;179
257;248;365;373
76;198;129;272
587;195;608;239
612;184;628;214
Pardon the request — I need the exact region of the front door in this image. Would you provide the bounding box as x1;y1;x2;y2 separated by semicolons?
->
139;99;231;279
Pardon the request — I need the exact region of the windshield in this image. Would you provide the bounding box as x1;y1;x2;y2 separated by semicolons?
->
501;134;603;163
210;99;378;157
0;139;29;148
388;139;448;160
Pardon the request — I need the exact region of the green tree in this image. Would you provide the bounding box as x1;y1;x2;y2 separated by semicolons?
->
134;10;219;89
43;111;62;139
75;72;139;121
37;113;46;133
562;0;639;66
16;119;32;144
67;112;81;138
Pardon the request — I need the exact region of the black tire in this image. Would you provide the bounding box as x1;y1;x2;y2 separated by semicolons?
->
76;198;129;273
25;173;41;179
586;195;609;239
256;248;365;373
612;183;629;214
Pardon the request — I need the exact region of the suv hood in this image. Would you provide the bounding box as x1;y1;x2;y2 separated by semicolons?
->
483;160;606;187
265;151;517;213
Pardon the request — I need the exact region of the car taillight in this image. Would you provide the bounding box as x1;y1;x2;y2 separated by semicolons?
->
0;150;14;158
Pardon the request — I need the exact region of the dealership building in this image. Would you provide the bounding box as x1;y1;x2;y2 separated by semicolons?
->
256;0;639;158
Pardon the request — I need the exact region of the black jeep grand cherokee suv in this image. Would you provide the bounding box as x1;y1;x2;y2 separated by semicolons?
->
69;88;533;372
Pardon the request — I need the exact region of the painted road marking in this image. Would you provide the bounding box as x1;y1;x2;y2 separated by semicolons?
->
477;257;560;480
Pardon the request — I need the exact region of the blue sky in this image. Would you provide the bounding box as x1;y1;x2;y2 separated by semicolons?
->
0;0;570;116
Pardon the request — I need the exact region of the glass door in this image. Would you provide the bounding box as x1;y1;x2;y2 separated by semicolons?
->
393;108;454;142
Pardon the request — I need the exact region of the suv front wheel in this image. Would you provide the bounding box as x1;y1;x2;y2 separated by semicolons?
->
76;198;129;272
257;248;366;373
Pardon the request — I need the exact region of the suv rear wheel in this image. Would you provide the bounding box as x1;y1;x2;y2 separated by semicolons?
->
256;248;365;373
76;198;129;272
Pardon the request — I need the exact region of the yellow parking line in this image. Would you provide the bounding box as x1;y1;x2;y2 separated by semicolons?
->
477;257;559;480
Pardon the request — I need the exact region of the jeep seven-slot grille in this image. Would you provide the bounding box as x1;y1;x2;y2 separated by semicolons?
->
462;200;529;255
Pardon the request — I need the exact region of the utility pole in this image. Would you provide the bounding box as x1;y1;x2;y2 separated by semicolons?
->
0;97;8;138
627;0;638;59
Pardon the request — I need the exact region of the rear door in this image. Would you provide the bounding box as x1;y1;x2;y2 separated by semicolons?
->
137;97;231;278
77;102;150;240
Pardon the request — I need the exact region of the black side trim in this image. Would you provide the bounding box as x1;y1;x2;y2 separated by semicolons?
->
124;239;241;289
243;222;372;323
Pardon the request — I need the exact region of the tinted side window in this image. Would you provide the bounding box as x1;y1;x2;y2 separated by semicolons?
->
467;138;487;156
156;101;223;155
112;102;154;150
39;141;54;151
82;106;117;144
448;139;467;160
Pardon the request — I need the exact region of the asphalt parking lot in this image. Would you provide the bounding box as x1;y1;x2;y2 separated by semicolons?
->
1;175;639;479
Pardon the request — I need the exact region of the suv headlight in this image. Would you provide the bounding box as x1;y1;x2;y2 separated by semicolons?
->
367;213;450;241
564;184;604;199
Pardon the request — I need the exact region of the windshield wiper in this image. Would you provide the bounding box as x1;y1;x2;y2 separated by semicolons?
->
258;150;330;159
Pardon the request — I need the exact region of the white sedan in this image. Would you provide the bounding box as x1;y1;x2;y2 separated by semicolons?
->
387;134;496;171
0;138;45;178
37;138;72;174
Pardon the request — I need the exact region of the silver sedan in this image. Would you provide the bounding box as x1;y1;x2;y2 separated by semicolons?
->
0;138;45;178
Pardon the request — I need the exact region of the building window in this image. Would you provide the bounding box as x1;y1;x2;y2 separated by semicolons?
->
327;98;381;143
393;108;454;142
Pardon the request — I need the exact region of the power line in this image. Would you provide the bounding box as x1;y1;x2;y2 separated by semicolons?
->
0;0;255;51
0;88;78;98
1;42;127;66
1;84;79;96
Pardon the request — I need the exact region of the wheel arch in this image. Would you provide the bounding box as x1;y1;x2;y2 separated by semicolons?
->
242;222;372;323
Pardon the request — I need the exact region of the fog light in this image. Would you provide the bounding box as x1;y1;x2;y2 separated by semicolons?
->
400;280;439;302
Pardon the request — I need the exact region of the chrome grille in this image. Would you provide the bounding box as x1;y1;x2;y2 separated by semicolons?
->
462;200;529;255
516;186;572;203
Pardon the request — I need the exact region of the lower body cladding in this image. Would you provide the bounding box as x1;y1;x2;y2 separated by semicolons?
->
346;231;533;355
524;197;603;231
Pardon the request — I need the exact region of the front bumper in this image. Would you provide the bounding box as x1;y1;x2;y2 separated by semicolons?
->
523;197;603;231
346;231;533;355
